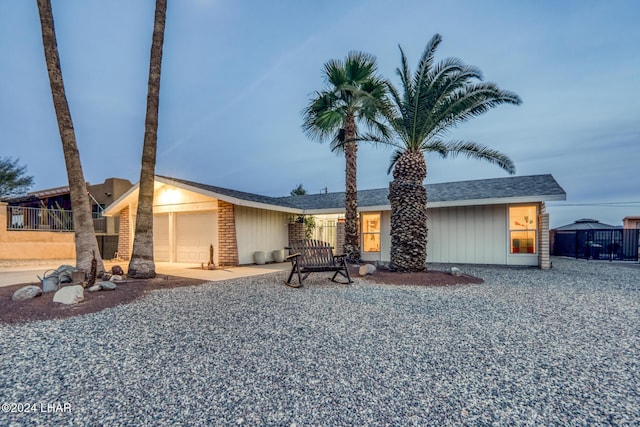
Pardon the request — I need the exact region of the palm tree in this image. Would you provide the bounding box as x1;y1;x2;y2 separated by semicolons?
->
36;0;105;276
302;52;389;263
384;34;522;271
127;0;167;279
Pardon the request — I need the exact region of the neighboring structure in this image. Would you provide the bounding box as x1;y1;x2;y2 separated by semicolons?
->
553;218;619;231
104;174;566;269
2;178;133;260
623;216;640;229
622;217;640;260
552;218;639;261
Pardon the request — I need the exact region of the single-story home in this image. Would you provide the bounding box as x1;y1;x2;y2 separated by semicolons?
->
103;174;566;269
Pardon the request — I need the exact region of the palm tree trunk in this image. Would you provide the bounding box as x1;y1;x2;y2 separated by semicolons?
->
128;0;166;279
343;113;361;263
388;151;428;271
36;0;104;276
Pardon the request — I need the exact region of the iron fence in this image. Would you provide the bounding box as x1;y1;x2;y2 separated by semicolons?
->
96;235;119;260
7;206;73;232
553;228;640;261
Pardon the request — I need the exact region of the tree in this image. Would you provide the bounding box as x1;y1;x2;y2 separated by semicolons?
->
0;157;34;198
302;52;389;263
127;0;167;279
290;184;307;196
383;34;521;271
36;0;105;276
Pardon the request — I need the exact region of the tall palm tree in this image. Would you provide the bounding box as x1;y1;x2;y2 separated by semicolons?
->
127;0;167;279
302;52;389;263
36;0;105;276
384;34;522;271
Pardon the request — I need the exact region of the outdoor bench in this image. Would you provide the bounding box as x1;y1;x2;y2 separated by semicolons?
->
284;239;352;288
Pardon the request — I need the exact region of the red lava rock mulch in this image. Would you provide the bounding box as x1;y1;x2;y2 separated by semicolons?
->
0;276;207;325
357;267;484;287
1;268;482;325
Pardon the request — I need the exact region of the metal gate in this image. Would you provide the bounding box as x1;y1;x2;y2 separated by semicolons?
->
96;235;119;260
553;229;639;261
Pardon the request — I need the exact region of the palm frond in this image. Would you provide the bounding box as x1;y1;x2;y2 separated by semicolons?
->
385;34;521;178
387;149;406;175
424;140;516;174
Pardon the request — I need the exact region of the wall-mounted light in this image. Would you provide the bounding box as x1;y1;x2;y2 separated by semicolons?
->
158;187;180;205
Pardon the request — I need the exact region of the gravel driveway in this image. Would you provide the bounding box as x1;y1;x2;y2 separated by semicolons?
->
1;257;638;426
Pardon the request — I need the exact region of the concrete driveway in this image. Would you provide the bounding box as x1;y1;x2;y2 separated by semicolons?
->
0;261;290;287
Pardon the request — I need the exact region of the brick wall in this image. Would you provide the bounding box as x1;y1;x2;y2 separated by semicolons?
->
336;220;345;253
218;200;239;266
287;222;305;246
117;205;131;260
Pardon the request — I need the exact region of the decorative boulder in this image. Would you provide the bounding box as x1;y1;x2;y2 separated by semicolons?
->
99;281;117;291
53;285;85;305
110;275;123;282
450;267;462;277
12;285;43;301
111;265;124;275
359;264;376;276
102;272;113;281
87;285;102;292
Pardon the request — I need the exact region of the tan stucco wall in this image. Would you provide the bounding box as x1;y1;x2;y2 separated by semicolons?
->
623;217;640;229
0;202;75;260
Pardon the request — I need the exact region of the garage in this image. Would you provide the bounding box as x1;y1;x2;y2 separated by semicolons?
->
175;212;217;263
152;211;217;263
153;214;170;262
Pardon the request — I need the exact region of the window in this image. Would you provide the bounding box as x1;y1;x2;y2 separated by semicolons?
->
361;213;381;252
509;206;537;254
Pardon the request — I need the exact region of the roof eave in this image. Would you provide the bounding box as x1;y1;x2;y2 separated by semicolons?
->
428;193;567;208
104;176;303;216
302;194;566;214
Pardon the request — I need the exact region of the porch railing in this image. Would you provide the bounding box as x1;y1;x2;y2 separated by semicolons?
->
7;206;73;232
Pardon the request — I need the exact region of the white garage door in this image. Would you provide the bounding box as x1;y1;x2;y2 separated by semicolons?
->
153;214;170;262
176;212;217;263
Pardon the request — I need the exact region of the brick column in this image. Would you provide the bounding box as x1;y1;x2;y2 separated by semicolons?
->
218;200;239;266
287;222;305;245
538;211;550;270
336;220;345;254
117;206;131;260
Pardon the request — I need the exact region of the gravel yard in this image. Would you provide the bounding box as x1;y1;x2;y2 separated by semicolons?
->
1;257;639;426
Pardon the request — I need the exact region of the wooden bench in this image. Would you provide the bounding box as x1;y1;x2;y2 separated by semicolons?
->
284;239;352;288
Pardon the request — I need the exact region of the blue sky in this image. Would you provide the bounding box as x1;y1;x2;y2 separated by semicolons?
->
1;0;638;228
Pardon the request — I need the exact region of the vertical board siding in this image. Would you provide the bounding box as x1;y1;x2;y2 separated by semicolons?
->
427;205;507;264
235;206;289;265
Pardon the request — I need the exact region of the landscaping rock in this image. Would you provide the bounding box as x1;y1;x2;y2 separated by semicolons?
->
450;267;462;276
12;285;43;301
102;272;112;281
88;285;102;292
99;281;117;291
111;265;124;275
110;275;123;282
53;285;84;305
359;264;376;276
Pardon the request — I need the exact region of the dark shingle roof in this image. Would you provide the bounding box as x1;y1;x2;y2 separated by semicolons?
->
554;218;620;231
157;174;565;212
156;175;300;209
277;174;566;210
